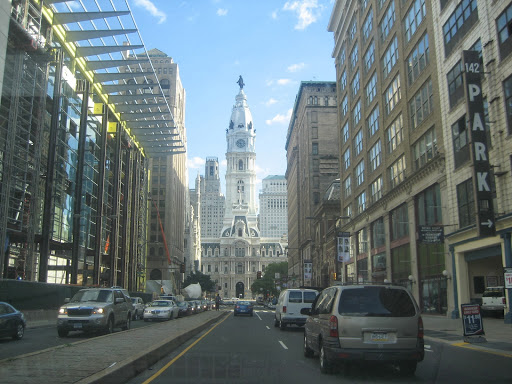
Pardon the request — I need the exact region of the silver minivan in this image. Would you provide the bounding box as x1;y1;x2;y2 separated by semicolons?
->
274;288;319;330
302;284;424;375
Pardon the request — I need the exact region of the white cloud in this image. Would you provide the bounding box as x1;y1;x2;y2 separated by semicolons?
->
187;156;205;170
287;62;305;73
277;78;292;85
217;8;228;16
271;10;279;19
265;79;275;87
265;109;292;125
133;0;167;24
264;98;278;106
283;0;324;30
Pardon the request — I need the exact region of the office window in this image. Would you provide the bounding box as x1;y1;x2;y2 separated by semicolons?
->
407;33;430;85
369;139;382;172
504;75;512;134
312;142;319;155
389;155;406;188
352;70;361;96
371;217;385;248
456;178;475;228
365;72;377;106
386;113;403;153
350;42;359;69
371;176;383;203
342;121;349;143
357;191;367;214
384;75;401;115
452;114;470;168
356;160;365;186
362;8;374;43
409;78;433;130
354;128;363;156
443;0;478;56
357;227;369;254
364;41;376;73
382;36;398;78
380;1;396;42
342;95;348;117
391;203;409;240
345;176;352;197
367;105;380;137
344;148;351;170
341;70;347;90
349;16;358;41
413;127;437;170
353;100;362;127
404;0;427;43
339;45;346;66
447;61;464;107
417;183;442;226
498;4;512;59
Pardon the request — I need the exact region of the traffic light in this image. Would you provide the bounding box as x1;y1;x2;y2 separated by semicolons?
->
257;271;262;279
180;263;185;273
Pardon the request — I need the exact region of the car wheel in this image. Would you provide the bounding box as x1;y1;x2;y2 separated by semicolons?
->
58;328;68;338
105;316;114;334
279;318;286;330
304;333;314;358
13;323;25;340
274;317;279;327
132;310;138;321
319;341;334;374
398;361;417;376
170;312;174;320
122;315;131;330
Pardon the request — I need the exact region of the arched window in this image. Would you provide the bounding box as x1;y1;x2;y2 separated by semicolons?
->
238;160;244;170
160;78;170;89
238;228;243;237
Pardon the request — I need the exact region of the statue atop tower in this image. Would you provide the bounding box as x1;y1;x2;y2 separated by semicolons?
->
237;75;245;90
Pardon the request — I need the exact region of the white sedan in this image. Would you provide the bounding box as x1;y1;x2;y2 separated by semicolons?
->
143;300;179;321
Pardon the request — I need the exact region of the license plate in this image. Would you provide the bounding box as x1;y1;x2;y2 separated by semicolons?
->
370;332;388;342
73;323;83;329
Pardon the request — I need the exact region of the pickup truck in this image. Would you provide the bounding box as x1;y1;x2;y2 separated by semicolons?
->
481;286;506;317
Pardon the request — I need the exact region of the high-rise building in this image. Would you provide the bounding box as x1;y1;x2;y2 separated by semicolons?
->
285;81;339;288
259;176;288;239
201;79;287;299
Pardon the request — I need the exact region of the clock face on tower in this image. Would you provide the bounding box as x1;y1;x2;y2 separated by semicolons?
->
236;139;246;148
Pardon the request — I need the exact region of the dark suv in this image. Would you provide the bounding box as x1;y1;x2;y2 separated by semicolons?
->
57;288;133;337
302;284;424;375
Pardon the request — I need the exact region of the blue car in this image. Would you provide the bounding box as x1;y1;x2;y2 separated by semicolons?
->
0;302;26;341
234;301;254;317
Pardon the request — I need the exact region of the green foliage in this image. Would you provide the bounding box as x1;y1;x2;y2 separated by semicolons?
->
183;271;215;293
250;262;288;297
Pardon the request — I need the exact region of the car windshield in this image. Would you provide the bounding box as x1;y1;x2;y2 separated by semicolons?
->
238;301;250;305
151;301;172;307
177;302;188;307
71;290;113;303
338;287;416;317
130;298;139;304
483;289;504;297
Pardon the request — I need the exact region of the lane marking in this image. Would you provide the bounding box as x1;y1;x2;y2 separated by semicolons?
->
450;342;512;358
266;326;270;330
279;340;288;350
142;313;230;384
255;312;262;320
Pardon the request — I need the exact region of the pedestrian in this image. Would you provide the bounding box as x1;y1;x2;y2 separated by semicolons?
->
215;293;221;311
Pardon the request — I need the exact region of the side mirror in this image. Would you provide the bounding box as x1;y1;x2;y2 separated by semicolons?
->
300;308;311;316
115;297;124;304
64;298;70;303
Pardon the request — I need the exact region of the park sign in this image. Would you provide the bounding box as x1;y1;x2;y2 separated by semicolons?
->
462;50;495;238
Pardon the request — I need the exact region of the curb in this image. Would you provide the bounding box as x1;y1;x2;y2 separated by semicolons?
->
76;311;230;384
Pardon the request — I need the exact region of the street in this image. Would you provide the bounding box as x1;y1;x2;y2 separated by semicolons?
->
126;307;512;384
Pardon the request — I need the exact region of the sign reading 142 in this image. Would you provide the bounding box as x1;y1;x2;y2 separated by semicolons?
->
465;62;480;73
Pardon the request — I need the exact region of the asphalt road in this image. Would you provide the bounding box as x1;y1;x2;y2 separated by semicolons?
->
126;307;512;384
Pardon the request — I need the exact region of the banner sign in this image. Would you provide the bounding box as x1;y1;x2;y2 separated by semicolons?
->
462;50;495;238
304;261;312;280
337;232;350;262
418;225;444;243
461;303;485;336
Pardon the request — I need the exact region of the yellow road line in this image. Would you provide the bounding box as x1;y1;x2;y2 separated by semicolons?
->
142;313;231;384
451;342;512;358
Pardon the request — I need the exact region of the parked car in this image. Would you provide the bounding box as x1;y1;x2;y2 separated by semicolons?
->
130;297;145;320
274;288;319;329
143;300;179;321
193;300;203;313
302;284;424;376
176;301;193;317
188;300;198;314
0;302;26;341
481;286;506;317
57;288;132;337
234;301;254;316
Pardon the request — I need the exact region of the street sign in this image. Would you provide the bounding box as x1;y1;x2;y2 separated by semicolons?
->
418;226;444;243
461;303;485;337
504;267;512;289
337;232;350;262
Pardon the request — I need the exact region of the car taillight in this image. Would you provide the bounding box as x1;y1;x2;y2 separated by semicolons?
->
236;305;240;309
418;316;424;339
283;306;287;313
329;315;339;337
503;297;507;305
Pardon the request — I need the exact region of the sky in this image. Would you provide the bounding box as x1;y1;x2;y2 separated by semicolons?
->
127;0;337;190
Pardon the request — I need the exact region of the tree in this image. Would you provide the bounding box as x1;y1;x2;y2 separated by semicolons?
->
251;262;288;297
183;271;215;294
